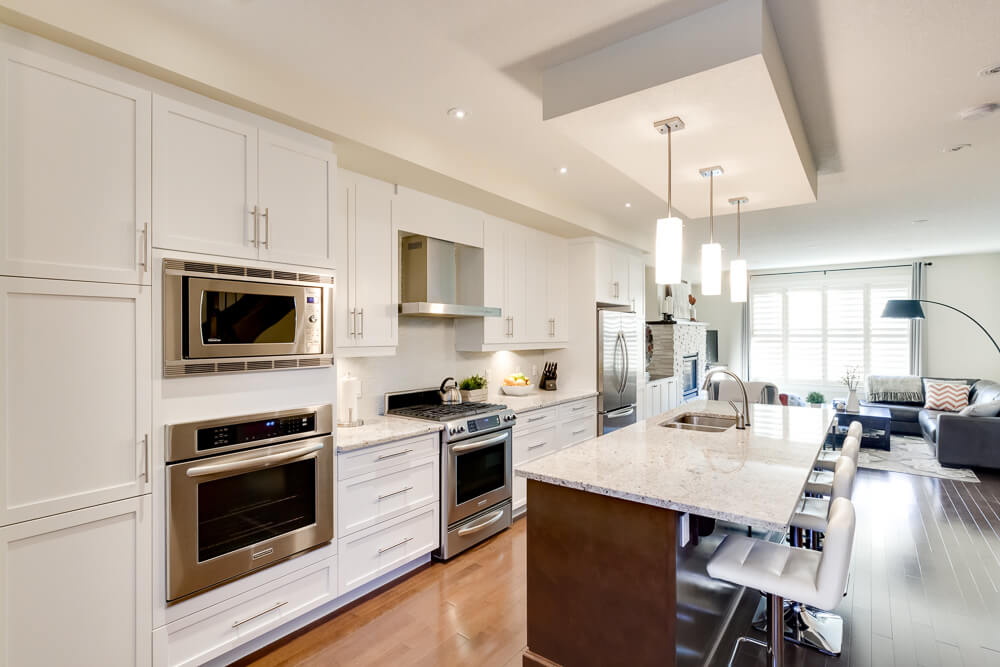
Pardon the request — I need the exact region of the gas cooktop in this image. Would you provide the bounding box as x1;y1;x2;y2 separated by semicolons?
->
388;401;508;422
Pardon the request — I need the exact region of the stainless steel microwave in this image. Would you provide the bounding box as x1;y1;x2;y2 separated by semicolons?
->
163;259;334;376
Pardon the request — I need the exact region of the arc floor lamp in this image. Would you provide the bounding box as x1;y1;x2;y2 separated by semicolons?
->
882;299;1000;355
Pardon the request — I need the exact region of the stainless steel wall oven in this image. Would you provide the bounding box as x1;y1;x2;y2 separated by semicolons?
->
165;405;334;602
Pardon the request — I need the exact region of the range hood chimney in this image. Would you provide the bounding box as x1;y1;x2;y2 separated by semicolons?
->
398;235;501;318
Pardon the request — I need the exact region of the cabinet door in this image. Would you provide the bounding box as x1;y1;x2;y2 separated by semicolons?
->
352;173;396;347
0;278;151;525
481;217;508;344
547;236;569;341
524;229;549;342
506;223;528;341
0;495;151;667
628;256;645;315
649;383;662;417
334;170;356;349
258;131;336;268
153;95;258;260
0;46;151;285
611;249;630;305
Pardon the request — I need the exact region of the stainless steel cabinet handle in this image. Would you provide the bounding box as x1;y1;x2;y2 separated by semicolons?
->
375;448;413;461
571;404;589;412
349;308;356;337
377;486;413;501
142;434;150;481
457;508;505;536
232;600;287;628
139;222;149;273
378;536;413;554
452;432;508;453
527;442;547;450
358;308;364;339
261;207;270;248
527;415;547;423
572;428;588;435
186;442;324;477
249;205;259;247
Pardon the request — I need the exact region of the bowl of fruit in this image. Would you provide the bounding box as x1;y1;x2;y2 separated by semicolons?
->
500;373;534;396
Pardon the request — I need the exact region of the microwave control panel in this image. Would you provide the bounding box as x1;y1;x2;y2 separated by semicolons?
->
303;288;323;352
197;413;317;452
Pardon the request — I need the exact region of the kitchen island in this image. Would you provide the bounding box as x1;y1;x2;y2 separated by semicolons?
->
515;400;834;667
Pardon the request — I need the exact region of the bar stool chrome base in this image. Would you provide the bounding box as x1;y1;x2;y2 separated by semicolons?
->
729;593;785;667
751;596;845;656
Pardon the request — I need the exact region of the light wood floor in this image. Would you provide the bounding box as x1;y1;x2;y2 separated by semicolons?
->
241;467;1000;667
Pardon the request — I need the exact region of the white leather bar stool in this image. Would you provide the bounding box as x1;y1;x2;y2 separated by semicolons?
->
816;422;862;470
708;498;856;667
805;433;859;494
792;455;857;550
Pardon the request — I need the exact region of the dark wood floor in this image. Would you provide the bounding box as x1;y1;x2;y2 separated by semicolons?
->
242;468;1000;667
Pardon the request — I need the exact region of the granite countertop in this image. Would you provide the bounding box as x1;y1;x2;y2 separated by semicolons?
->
516;400;834;530
336;416;443;453
489;388;598;413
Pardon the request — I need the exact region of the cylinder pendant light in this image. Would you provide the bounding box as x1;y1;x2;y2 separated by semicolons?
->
654;117;684;284
699;166;723;295
728;197;749;303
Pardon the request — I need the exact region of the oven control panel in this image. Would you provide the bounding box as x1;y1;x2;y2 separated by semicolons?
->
197;413;316;452
466;414;500;434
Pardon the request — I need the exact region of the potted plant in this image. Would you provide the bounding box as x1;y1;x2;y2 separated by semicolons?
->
840;366;862;413
806;391;825;408
459;374;488;402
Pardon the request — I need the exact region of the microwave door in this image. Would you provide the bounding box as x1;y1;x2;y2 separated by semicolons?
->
185;277;312;359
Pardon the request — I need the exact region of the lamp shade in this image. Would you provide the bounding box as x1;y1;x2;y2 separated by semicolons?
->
655;216;683;284
700;243;722;295
729;258;747;303
881;299;926;319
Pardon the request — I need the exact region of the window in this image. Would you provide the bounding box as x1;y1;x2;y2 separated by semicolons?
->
749;267;911;393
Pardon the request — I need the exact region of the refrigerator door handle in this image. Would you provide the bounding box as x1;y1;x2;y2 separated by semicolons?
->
606;405;635;419
620;329;630;395
616;331;627;395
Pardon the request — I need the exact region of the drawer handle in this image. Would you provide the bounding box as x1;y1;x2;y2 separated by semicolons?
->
232;600;287;628
378;536;413;554
527;415;547;423
376;449;413;461
528;442;548;450
457;508;506;536
571;428;588;435
571;405;589;412
378;486;413;501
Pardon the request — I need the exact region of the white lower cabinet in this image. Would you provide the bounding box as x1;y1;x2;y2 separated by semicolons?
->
646;377;679;417
559;414;598;448
163;554;337;667
338;456;438;535
338;503;438;594
0;495;151;667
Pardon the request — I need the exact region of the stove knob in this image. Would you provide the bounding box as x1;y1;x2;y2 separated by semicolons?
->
460;426;466;432
449;428;455;435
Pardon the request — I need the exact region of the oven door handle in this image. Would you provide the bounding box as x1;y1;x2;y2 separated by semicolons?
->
451;432;509;453
457;508;507;536
185;442;325;478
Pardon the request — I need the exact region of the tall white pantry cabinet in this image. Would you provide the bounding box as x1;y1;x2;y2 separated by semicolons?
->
0;43;154;666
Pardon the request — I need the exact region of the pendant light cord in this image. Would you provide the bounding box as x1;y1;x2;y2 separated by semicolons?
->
666;126;673;218
736;200;741;257
709;172;714;243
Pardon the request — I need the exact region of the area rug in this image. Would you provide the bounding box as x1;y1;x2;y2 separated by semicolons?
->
857;435;979;482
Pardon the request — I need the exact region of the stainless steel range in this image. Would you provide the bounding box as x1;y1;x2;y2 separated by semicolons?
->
386;388;515;560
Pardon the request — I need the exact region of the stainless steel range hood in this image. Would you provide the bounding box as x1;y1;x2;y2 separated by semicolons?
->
399;235;501;318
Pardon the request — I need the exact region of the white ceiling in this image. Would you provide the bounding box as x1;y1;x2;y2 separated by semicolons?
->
8;0;1000;274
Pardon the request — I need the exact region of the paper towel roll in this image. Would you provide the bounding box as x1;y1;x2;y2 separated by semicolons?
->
339;372;361;425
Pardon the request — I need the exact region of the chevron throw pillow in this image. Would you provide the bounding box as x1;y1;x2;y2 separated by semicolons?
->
924;381;970;412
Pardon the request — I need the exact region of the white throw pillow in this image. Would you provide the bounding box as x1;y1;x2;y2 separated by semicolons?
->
924;381;970;412
959;399;1000;418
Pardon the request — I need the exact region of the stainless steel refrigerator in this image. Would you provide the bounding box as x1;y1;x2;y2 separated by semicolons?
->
597;307;640;434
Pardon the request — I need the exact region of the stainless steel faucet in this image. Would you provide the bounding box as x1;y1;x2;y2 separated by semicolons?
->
701;368;750;429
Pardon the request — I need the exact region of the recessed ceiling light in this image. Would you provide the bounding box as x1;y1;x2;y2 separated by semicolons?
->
912;219;929;225
979;62;1000;77
625;202;631;208
557;166;568;174
446;107;467;119
943;143;971;153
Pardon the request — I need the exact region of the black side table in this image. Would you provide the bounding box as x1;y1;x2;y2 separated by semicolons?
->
826;405;892;451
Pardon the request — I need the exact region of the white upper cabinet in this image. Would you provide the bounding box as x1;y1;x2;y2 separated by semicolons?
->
258;131;335;267
628;255;646;316
153;97;335;268
392;186;483;248
153;95;259;261
594;243;631;306
524;228;550;342
480;216;507;345
0;46;151;285
0;277;151;526
335;169;397;355
0;495;152;667
546;234;569;342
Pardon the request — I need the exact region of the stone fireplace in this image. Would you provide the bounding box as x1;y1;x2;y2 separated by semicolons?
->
647;321;708;402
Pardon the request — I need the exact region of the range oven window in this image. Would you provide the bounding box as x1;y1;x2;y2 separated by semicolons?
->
455;441;506;505
196;459;316;562
199;287;296;345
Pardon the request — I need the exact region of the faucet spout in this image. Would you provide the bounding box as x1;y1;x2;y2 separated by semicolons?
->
701;368;751;429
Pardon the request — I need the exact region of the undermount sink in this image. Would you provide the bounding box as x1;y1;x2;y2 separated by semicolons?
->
659;413;738;433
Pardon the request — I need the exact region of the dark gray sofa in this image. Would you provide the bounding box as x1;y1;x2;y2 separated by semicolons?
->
864;378;1000;468
860;377;975;435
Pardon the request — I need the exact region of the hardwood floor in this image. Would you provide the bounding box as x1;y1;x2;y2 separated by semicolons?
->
241;468;1000;667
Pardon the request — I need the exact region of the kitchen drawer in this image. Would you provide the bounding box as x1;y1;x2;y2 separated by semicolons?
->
338;433;439;480
557;397;597;420
559;414;597;447
338;456;439;536
513;407;557;433
165;554;337;667
513;424;558;465
338;503;439;594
